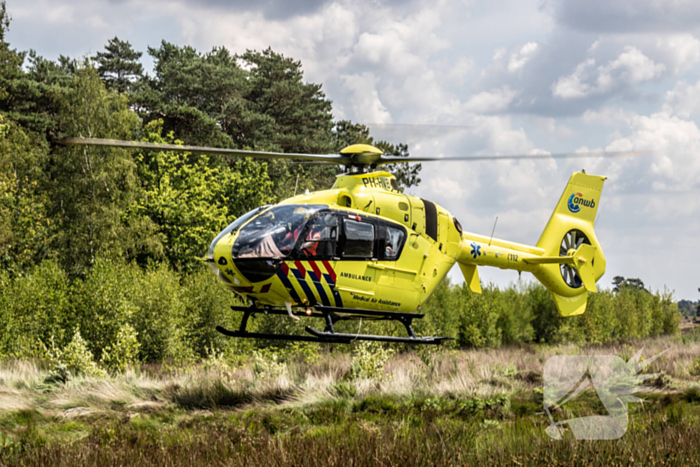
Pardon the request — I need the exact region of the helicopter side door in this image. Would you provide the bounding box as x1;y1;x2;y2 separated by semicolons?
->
334;215;378;308
288;212;342;308
372;220;420;312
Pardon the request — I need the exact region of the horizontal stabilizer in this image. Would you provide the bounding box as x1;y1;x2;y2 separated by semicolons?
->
524;244;598;293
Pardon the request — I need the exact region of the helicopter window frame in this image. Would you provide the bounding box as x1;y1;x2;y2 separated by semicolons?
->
293;211;339;260
231;204;327;260
376;222;407;261
339;216;376;260
207;204;272;260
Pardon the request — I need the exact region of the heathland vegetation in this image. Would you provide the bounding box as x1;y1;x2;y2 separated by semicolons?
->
1;334;700;465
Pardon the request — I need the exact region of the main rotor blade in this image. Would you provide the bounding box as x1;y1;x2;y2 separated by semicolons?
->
58;138;347;165
375;150;652;166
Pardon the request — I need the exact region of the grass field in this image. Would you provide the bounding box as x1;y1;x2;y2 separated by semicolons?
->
1;333;700;466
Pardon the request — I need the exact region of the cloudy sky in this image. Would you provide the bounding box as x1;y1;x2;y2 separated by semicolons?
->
6;0;700;299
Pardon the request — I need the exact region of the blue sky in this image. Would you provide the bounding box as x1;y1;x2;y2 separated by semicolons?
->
6;0;700;299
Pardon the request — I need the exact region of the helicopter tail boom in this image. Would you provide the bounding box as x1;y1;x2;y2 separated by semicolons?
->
457;171;607;317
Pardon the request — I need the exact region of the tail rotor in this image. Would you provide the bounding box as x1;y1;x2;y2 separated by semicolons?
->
559;229;591;289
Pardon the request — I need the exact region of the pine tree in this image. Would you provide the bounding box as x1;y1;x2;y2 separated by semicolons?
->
95;37;143;93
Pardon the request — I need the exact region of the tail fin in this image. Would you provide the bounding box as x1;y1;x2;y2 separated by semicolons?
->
533;172;607;316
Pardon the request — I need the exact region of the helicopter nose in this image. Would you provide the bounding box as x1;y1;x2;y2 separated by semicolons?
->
207;230;238;282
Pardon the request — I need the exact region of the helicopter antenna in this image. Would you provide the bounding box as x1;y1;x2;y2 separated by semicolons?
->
489;216;498;246
294;173;299;196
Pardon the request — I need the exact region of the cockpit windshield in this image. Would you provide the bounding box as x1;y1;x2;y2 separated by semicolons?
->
207;205;271;259
232;204;326;259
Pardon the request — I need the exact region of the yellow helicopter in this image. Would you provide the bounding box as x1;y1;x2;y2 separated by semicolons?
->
60;137;643;344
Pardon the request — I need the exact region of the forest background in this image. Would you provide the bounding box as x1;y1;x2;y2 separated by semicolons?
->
0;1;689;373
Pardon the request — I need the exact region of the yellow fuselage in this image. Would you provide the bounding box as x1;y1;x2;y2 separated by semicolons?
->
210;170;607;317
211;171;461;313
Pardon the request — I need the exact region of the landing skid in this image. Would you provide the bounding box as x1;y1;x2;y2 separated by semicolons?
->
215;305;453;345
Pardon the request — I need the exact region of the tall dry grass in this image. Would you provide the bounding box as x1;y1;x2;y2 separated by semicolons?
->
0;334;698;420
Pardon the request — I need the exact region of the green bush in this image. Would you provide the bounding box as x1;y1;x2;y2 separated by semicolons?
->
101;323;140;373
252;348;287;380
131;263;183;362
48;328;106;378
455;285;501;349
0;261;71;358
71;256;141;361
350;341;394;380
690;357;700;377
0;258;682;368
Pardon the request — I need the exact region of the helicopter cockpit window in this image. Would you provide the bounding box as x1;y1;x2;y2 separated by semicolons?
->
380;226;405;260
232;205;325;259
299;213;338;258
341;219;374;258
207;204;271;259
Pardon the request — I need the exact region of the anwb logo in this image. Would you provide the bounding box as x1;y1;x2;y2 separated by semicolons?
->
541;348;667;440
567;192;596;213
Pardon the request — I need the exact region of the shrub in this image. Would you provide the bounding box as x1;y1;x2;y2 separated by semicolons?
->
288;341;321;364
203;344;232;373
44;363;70;384
350;341;394;381
0;261;71;358
71;256;141;361
101;324;140;374
131;263;183;362
689;357;700;377
48;328;105;378
180;266;246;358
252;349;286;380
455;285;501;348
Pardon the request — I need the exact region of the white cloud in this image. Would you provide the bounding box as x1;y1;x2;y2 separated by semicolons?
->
534;117;577;139
552;46;665;99
551;58;595;99
582;107;636;125
656;34;700;75
340;73;392;123
662;79;700;119
351;9;449;76
603;111;700;191
463;86;517;113
508;42;538;72
444;57;476;85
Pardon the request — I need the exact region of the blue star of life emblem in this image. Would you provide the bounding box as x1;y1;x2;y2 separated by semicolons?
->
470;242;481;259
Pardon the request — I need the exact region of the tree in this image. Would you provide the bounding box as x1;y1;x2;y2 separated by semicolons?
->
134;43;340;201
131;120;273;271
239;48;334;154
612;276;648;293
95;37;143;93
0;116;52;274
134;42;245;148
0;3;74;139
49;64;159;274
